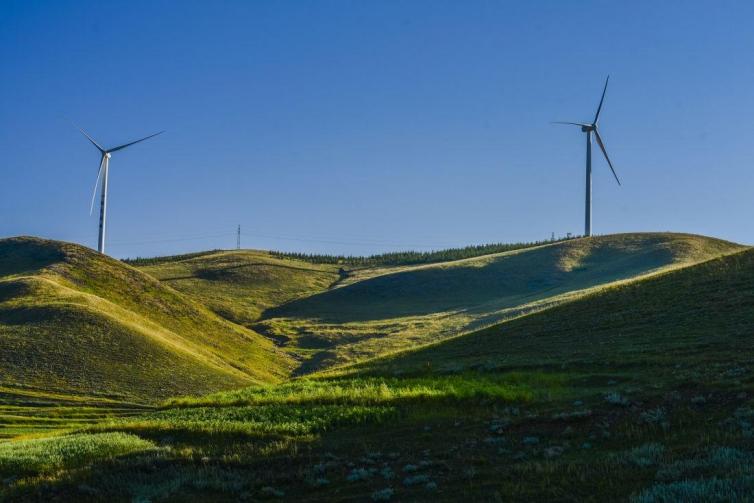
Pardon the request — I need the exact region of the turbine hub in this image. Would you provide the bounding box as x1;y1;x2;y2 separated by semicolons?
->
105;152;112;158
581;124;595;133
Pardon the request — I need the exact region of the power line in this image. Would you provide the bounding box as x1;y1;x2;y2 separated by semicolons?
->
102;227;499;251
107;231;234;246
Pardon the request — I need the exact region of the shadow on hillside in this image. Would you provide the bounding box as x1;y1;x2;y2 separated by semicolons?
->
160;262;333;282
0;238;65;277
262;236;673;323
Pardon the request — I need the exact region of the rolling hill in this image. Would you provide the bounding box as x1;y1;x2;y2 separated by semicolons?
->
353;242;754;377
134;249;344;327
3;232;754;501
259;233;743;371
0;237;294;405
2;233;739;403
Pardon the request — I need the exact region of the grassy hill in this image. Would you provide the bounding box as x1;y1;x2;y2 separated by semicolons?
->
0;237;293;408
353;243;754;377
3;233;754;501
260;233;742;371
135;249;343;328
5;243;754;501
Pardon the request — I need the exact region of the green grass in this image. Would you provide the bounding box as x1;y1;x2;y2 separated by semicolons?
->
82;375;544;439
6;366;754;501
0;432;155;476
162;374;546;408
131;233;742;375
260;233;743;371
0;233;740;404
89;404;398;437
351;243;754;377
0;237;293;407
0;385;150;440
273;233;739;323
3;232;754;501
0;403;145;440
136;249;343;327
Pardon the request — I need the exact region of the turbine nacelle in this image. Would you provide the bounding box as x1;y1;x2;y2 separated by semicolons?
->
581;124;596;133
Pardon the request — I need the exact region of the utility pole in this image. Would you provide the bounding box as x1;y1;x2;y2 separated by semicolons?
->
237;225;241;250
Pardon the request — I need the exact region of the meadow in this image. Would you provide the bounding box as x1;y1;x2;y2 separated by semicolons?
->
1;232;753;501
137;233;743;374
4;366;754;501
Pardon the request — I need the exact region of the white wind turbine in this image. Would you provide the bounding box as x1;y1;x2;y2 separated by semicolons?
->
76;126;164;254
553;76;621;237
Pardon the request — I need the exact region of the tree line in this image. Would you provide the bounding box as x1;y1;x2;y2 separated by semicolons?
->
123;249;222;266
269;236;579;267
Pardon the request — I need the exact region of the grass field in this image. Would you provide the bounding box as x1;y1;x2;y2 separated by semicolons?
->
1;232;752;501
133;233;743;375
136;249;344;328
0;237;293;406
260;233;742;372
351;243;754;377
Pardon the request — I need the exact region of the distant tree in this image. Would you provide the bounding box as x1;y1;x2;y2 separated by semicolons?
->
269;235;579;267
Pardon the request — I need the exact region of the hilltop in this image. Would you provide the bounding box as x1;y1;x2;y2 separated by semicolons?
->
0;237;293;406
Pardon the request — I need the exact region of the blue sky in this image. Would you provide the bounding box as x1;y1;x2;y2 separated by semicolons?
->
2;1;754;257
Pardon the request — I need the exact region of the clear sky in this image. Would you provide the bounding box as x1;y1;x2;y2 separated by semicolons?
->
2;1;754;258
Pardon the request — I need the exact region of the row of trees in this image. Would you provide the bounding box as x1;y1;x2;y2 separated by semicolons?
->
269;235;579;267
123;249;222;266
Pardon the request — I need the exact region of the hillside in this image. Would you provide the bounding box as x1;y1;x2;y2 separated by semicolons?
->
1;233;738;403
136;249;343;327
0;237;294;406
3;234;754;501
354;243;754;376
260;233;742;371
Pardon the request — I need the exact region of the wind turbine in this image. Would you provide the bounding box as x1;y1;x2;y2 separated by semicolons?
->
553;76;621;237
76;126;164;254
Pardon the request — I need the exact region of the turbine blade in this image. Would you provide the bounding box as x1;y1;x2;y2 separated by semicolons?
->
89;154;106;215
593;75;610;124
551;121;590;127
107;130;165;153
594;129;621;186
74;124;105;153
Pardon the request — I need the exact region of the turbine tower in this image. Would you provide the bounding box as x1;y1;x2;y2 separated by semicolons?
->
553;76;621;237
76;127;164;254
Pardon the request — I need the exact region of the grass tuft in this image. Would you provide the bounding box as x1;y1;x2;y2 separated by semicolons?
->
0;432;155;476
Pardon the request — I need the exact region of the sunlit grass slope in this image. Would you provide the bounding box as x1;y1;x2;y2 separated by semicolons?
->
262;233;742;371
0;386;149;440
355;244;754;376
0;237;294;405
3;235;754;502
135;250;343;327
